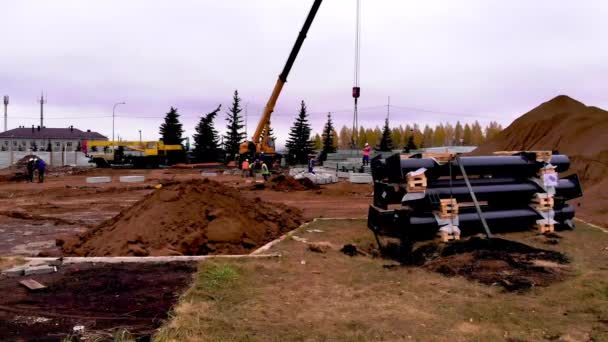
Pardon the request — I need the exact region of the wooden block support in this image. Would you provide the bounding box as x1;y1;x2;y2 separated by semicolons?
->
531;193;554;211
532;151;552;163
406;173;427;192
421;152;456;164
440;231;461;242
437;198;459;219
536;222;555;234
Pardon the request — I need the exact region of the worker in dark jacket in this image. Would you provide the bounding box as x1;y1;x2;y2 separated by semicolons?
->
35;158;46;183
308;155;316;174
26;158;35;183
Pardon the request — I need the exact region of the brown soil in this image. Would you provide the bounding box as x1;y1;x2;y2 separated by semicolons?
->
474;95;608;226
264;174;320;192
0;262;195;340
404;237;570;292
60;179;303;256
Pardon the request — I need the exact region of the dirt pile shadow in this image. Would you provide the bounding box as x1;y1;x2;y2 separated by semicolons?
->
60;178;303;256
384;237;570;292
0;262;195;340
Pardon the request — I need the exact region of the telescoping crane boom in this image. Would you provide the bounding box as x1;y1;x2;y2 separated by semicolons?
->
239;0;323;161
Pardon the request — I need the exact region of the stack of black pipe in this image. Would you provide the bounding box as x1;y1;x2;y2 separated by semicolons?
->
368;152;583;242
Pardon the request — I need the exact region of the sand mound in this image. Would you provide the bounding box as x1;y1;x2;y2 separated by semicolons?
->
474;95;608;226
260;174;320;192
60;179;303;256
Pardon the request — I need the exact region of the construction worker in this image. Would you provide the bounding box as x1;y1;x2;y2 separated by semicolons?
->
241;159;250;178
26;158;35;183
261;160;270;181
35;158;46;183
362;142;371;166
308;155;316;174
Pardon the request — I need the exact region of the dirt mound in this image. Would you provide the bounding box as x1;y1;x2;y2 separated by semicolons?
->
474;95;608;226
266;174;320;192
60;179;303;256
405;237;570;291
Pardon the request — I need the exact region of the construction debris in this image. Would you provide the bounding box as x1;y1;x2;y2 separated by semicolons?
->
19;279;47;291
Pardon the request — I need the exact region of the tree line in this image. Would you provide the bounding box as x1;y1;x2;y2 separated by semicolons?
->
158;90;503;165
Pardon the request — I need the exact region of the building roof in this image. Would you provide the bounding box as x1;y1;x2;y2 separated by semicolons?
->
0;127;107;140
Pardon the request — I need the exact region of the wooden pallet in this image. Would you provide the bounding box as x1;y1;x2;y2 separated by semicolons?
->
439;230;461;242
421;152;456;164
536;222;555;234
406;173;427;192
531;193;554;211
493;150;553;162
437;198;459;218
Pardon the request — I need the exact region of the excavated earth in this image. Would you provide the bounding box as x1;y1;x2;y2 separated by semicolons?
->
474;95;608;226
60;179;303;256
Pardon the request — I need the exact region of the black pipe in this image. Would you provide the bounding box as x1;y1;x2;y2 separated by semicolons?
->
373;174;583;209
368;205;575;241
381;153;570;183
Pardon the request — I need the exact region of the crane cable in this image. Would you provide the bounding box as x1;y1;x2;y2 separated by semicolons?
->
351;0;361;149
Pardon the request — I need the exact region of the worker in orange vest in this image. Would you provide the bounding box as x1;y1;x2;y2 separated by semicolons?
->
241;159;250;178
362;142;371;166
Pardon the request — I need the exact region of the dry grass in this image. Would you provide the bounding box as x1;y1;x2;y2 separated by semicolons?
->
154;219;608;341
0;256;25;271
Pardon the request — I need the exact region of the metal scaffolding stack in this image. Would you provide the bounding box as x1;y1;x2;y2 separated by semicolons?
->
367;151;583;245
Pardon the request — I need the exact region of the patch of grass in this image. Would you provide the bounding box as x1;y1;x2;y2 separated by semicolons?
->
112;329;135;342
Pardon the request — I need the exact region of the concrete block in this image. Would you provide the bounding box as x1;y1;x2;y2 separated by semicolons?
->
23;265;57;276
201;172;218;177
86;176;112;184
349;173;373;184
337;171;351;178
119;175;145;183
1;266;27;277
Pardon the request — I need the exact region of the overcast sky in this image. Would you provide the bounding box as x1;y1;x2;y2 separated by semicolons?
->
1;0;607;145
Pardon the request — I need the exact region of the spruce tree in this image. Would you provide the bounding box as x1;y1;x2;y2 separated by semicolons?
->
223;90;246;161
319;113;336;161
377;118;394;152
159;107;185;164
285;101;314;164
405;135;417;152
193;105;221;162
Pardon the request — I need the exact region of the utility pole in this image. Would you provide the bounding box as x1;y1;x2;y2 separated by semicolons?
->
139;130;142;143
3;95;8;132
39;93;46;128
112;102;126;142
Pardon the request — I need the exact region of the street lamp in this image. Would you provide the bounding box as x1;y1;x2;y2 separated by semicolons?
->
112;102;126;142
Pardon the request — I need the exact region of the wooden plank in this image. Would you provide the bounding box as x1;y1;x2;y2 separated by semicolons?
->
439;231;461;242
536;223;555;234
19;279;47;291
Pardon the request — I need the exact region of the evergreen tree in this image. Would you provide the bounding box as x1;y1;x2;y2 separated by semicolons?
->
159;107;184;145
338;125;352;149
404;135;417;152
422;125;434;147
377;118;394;151
159;106;185;164
471;121;484;146
223;90;246;161
433;124;446;146
193;105;221;162
285;101;314;164
320;113;337;161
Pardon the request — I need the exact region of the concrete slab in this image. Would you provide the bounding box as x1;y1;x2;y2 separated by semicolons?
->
349;173;373;184
23;265;57;276
1;266;27;277
201;172;218;177
86;176;112;184
119;175;145;183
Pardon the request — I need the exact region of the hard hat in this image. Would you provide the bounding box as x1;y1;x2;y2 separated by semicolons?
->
245;159;248;162
365;142;369;146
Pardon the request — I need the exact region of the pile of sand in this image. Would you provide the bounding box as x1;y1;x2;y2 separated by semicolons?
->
474;95;608;226
266;174;320;192
60;179;303;256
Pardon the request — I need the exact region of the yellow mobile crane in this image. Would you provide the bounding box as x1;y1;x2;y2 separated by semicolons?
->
85;140;183;168
239;0;323;162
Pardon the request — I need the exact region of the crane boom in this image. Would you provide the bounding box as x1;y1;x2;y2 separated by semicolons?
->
240;0;323;158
